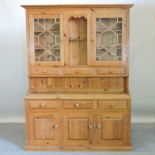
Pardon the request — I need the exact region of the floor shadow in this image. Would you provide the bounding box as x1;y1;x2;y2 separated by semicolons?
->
0;123;25;150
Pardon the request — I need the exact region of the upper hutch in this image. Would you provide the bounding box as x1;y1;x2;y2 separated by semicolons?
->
23;4;133;151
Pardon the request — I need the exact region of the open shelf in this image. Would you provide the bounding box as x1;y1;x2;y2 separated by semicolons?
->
68;16;87;66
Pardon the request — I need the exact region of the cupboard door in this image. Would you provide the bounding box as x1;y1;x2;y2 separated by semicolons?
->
97;113;127;146
28;113;61;145
63;114;94;146
91;14;127;66
30;14;64;66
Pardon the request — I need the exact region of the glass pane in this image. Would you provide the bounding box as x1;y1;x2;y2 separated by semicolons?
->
34;18;60;61
96;18;123;61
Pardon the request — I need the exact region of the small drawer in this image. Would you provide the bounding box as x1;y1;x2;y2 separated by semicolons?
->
30;67;63;75
63;100;92;109
43;68;63;75
30;68;42;74
64;68;93;75
97;68;125;75
98;101;127;109
29;100;58;109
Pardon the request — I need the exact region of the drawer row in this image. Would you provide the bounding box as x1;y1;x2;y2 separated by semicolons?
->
30;67;126;76
27;100;128;110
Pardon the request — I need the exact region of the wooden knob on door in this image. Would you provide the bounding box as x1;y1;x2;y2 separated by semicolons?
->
97;124;101;129
54;124;59;129
89;123;93;129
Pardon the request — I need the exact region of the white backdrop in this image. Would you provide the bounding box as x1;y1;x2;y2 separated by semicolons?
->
0;0;155;122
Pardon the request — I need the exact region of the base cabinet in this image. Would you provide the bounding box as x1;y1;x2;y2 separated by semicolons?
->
25;96;131;150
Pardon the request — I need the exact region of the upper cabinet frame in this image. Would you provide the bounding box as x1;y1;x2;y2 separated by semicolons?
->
23;4;132;69
90;13;127;66
29;14;64;66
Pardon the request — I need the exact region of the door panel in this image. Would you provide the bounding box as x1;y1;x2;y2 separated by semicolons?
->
30;14;64;66
68;118;89;140
91;13;127;66
97;113;126;146
34;117;55;140
101;117;123;140
63;114;94;146
29;113;60;145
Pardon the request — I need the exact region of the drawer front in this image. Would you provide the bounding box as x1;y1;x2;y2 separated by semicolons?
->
63;100;93;109
29;100;59;109
97;68;125;75
30;67;63;75
98;101;127;109
30;68;42;74
63;68;95;75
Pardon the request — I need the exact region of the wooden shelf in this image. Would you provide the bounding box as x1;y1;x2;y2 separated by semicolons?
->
69;38;87;41
25;93;131;100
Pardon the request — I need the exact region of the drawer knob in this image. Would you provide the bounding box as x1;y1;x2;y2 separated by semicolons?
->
76;69;80;73
110;103;115;107
109;70;113;74
97;124;101;129
40;103;46;108
43;69;47;73
54;124;59;129
75;103;79;108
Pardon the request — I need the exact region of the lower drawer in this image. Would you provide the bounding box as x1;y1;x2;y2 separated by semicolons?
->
98;101;127;109
63;100;93;109
29;100;60;109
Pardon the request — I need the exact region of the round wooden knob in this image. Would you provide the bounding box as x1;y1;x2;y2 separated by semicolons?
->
54;124;59;129
76;69;80;73
40;103;46;108
109;70;113;74
43;69;47;73
110;103;115;107
89;123;93;129
75;103;79;108
97;124;101;129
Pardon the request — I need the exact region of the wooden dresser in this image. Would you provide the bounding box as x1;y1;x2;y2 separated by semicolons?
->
22;4;133;151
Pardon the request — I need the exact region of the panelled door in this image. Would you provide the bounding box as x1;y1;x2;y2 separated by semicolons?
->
97;113;127;146
28;113;61;146
63;113;95;146
91;13;127;66
29;14;64;66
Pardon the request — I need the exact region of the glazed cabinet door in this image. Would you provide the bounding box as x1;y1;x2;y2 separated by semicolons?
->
28;113;61;146
91;13;127;66
29;14;64;66
97;113;127;146
63;114;94;146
